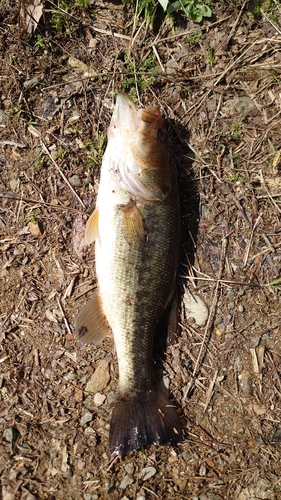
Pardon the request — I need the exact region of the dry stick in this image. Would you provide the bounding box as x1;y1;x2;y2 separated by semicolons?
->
180;275;267;287
0;140;26;148
205;92;223;143
91;25;131;41
152;45;165;73
105;455;120;472
40;140;85;209
226;0;247;44
243;214;262;268
0;193;84;214
183;236;227;401
142;486;160;499
214;40;260;87
41;67;223;94
187;143;223;184
153;15;232;45
249;241;281;263
203;368;218;412
56;295;72;336
261;9;281;36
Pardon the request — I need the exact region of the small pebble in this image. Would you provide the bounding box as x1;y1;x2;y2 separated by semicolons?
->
2;488;15;500
80;410;93;426
238;304;244;312
272;427;281;442
94;392;106;406
63;468;73;478
85;359;110;393
199;463;206;476
10;179;18;191
107;391;117;404
125;463;134;474
227;289;235;300
136;490;146;500
68;174;81;187
238;371;253;396
119;476;134;489
140;466;157;481
23;76;40;89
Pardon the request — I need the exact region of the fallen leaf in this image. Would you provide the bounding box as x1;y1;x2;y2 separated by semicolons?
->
19;0;44;34
28;221;43;237
45;309;58;323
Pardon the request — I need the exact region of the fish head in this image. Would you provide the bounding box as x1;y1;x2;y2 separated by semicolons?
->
108;93;172;201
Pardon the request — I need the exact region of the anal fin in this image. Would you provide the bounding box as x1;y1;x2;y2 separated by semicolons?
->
75;292;111;344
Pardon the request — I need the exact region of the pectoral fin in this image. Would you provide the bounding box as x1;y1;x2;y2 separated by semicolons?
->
118;201;147;248
75;292;111;344
85;208;99;245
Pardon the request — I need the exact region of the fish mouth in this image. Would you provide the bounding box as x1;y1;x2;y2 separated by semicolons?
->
109;93;162;141
109;93;139;140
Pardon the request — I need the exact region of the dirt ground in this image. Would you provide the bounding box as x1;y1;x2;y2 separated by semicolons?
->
1;0;281;499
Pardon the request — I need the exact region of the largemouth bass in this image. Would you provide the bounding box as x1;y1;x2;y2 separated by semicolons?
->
76;93;183;456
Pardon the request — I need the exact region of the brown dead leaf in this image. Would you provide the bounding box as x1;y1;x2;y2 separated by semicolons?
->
19;0;44;35
68;56;89;75
27;221;43;237
45;309;58;323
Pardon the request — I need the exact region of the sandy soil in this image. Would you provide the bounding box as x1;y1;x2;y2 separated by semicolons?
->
1;1;281;499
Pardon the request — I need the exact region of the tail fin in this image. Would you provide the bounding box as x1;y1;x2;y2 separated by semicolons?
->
109;389;183;456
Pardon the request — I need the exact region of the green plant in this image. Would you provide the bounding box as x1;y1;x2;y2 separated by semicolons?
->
123;0;212;28
122;53;159;100
9;103;25;120
32;34;55;53
181;86;191;97
268;276;281;286
166;0;212;23
56;147;69;159
34;159;45;169
86;132;107;167
230;123;242;141
47;0;93;33
123;0;158;28
253;0;279;22
29;209;41;224
227;171;245;184
187;30;202;44
98;75;108;85
205;41;215;66
71;125;83;137
75;0;91;6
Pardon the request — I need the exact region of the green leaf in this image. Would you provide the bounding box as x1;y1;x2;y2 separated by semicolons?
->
201;5;212;17
167;1;181;14
268;277;281;287
158;0;169;11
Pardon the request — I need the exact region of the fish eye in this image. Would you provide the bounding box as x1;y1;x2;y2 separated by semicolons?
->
157;129;167;142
